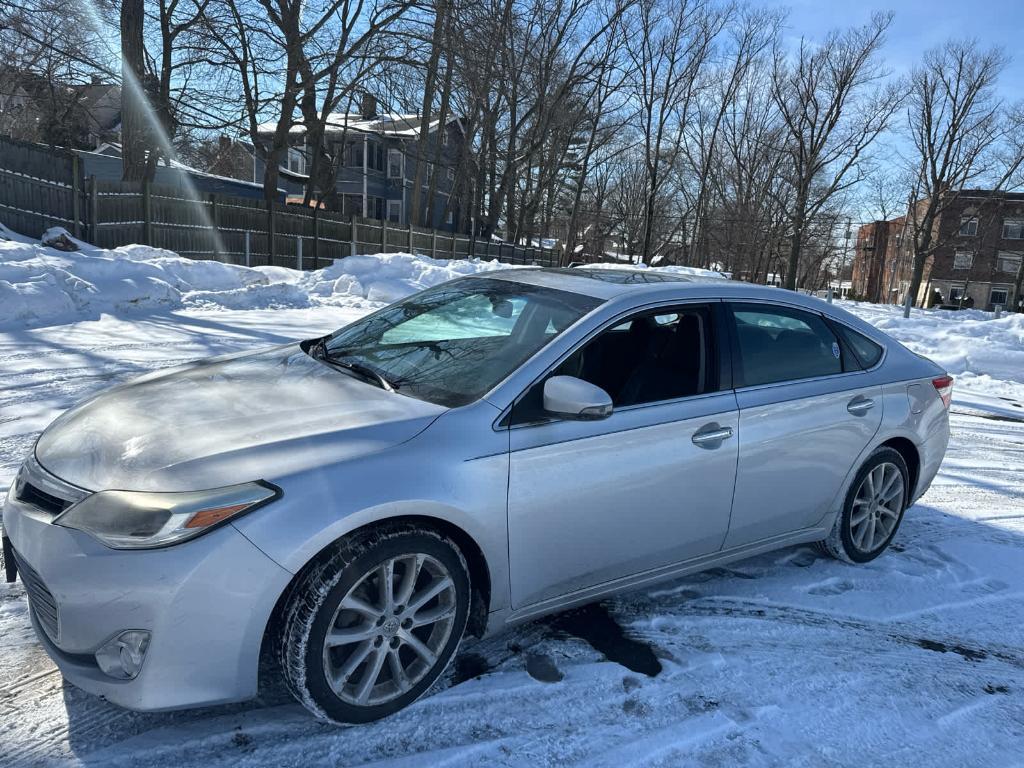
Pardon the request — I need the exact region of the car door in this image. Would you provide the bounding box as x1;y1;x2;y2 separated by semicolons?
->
505;303;739;609
723;302;883;549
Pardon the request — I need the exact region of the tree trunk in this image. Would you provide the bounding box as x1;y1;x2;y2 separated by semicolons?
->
409;0;447;227
120;0;148;182
783;202;806;291
907;205;938;306
424;53;453;229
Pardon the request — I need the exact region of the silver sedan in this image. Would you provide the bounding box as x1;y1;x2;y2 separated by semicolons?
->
1;268;951;723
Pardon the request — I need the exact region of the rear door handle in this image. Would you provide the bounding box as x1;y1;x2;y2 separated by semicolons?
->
692;425;733;447
847;396;875;416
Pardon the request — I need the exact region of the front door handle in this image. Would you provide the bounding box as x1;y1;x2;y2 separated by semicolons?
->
847;396;875;416
692;424;733;447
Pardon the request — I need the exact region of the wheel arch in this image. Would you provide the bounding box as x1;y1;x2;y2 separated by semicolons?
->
260;513;493;672
878;435;921;499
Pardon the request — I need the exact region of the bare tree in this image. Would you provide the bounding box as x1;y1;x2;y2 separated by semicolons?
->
0;0;117;146
560;18;632;261
686;5;780;269
626;0;723;264
771;12;900;290
903;39;1024;306
704;62;790;281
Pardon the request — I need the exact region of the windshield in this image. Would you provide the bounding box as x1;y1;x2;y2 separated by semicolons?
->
321;277;601;407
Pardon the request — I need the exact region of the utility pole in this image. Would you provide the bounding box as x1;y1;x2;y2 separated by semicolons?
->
840;217;852;300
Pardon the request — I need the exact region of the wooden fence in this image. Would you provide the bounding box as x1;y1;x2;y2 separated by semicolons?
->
0;136;87;238
0;136;560;270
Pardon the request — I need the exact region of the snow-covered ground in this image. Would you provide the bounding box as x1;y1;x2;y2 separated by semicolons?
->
1;232;1023;766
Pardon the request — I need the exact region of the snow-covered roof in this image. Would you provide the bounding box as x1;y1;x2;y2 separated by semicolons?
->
258;113;462;139
75;144;268;191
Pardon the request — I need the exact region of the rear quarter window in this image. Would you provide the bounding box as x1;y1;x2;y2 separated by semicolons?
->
834;323;884;368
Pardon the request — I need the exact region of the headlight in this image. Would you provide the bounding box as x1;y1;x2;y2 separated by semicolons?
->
53;481;280;549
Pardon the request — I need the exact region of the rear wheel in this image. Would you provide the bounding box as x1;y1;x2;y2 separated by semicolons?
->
817;447;909;564
279;525;470;723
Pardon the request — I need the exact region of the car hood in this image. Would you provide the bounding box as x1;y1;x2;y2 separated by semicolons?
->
34;343;446;492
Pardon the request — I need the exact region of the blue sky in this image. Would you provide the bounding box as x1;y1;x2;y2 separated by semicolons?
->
758;0;1024;102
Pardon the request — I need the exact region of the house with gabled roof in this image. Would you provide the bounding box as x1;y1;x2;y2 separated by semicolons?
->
257;95;464;232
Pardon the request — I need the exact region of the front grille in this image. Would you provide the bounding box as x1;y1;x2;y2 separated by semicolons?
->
11;549;59;642
17;481;71;516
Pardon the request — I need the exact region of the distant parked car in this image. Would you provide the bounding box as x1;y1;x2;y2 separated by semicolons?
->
3;268;952;723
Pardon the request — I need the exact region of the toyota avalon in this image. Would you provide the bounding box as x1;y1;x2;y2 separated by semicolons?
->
1;268;951;723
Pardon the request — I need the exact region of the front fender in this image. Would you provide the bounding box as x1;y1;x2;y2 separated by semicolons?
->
231;404;511;612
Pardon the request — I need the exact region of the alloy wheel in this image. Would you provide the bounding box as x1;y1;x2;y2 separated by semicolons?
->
849;461;904;554
321;553;457;706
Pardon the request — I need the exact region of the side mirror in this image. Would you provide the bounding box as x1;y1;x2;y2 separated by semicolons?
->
543;376;613;421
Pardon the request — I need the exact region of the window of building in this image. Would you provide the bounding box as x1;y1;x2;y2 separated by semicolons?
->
990;288;1009;307
953;251;974;270
446;209;455;226
959;216;978;236
441;129;449;147
346;141;363;168
388;148;404;179
368;197;384;220
365;140;384;172
949;286;964;302
730;304;844;387
387;199;402;222
446;167;455;182
342;194;363;217
997;251;1022;274
1003;219;1024;239
287;145;306;175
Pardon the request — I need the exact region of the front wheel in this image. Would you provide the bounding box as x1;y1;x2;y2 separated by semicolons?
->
279;525;470;723
817;447;910;564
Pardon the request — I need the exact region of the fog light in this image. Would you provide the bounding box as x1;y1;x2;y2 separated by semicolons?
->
95;630;151;680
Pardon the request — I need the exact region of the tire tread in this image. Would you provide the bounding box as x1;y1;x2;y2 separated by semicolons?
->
277;523;468;722
817;446;909;565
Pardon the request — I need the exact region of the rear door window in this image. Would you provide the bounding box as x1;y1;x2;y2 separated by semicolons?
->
729;304;844;387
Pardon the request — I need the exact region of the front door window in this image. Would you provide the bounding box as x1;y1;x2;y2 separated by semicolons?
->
511;305;715;425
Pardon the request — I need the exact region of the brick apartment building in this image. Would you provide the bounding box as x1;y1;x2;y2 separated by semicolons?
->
852;190;1024;310
851;216;913;304
920;191;1024;310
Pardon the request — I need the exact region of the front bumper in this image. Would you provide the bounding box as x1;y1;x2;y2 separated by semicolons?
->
2;486;292;711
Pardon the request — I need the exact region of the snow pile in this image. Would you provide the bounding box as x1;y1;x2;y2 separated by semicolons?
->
258;251;516;306
0;226;512;329
584;260;729;279
1;223;1020;408
840;300;1024;397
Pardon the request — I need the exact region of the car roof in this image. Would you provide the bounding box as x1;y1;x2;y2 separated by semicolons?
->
476;267;888;339
481;267;724;299
481;267;807;302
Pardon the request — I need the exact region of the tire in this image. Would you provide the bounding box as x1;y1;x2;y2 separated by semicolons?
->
816;447;910;564
279;523;470;723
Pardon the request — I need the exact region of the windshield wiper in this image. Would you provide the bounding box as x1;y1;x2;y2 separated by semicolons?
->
328;358;396;392
305;336;397;392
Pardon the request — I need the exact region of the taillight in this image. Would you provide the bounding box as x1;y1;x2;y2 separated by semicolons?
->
932;375;953;409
